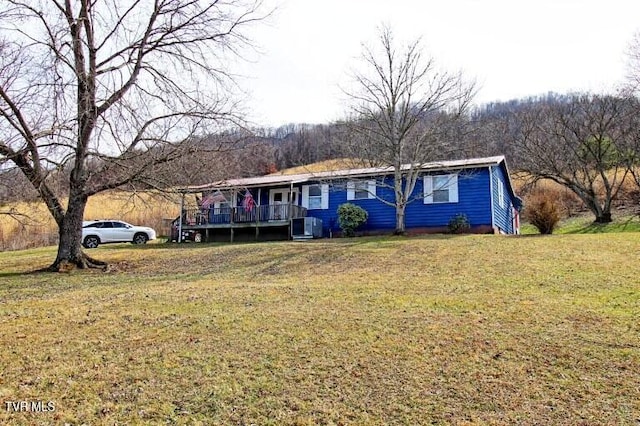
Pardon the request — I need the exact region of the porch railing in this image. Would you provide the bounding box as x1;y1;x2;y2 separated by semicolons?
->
181;204;307;226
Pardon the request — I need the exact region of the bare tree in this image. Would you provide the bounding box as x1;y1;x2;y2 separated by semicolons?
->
0;0;265;270
625;31;640;94
512;93;633;223
343;26;476;234
623;32;640;191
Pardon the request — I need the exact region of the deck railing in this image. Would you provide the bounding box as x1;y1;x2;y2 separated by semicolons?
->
181;204;307;226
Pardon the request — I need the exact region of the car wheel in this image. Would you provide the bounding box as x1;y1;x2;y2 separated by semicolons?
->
133;233;148;245
193;233;202;243
83;235;100;249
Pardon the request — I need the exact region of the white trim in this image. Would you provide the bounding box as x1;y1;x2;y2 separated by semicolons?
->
320;184;329;210
449;175;458;203
489;166;495;228
346;181;355;201
367;180;376;199
423;175;433;204
301;185;309;208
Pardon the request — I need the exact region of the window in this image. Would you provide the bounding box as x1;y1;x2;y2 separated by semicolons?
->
424;174;458;204
354;182;369;200
308;185;323;209
498;181;505;208
302;184;329;210
347;180;376;200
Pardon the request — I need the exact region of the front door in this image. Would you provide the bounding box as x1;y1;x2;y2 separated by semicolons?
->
269;188;298;220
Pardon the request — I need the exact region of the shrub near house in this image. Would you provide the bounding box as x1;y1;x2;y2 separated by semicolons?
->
337;203;368;237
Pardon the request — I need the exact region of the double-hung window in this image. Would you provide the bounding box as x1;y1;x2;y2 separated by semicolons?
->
308;185;323;209
347;180;376;200
424;174;458;204
302;184;329;210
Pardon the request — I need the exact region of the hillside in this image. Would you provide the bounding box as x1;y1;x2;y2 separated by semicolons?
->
1;235;638;424
269;158;362;175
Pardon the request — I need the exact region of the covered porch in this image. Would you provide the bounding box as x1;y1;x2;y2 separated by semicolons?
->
176;177;308;243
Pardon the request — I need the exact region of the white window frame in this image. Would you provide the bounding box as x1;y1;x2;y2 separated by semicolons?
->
307;185;323;210
498;181;505;208
301;184;329;210
346;180;376;201
423;174;459;204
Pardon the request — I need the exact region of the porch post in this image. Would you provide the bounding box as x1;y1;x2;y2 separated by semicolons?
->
255;187;261;241
288;182;294;220
178;192;184;244
288;182;294;239
230;189;236;243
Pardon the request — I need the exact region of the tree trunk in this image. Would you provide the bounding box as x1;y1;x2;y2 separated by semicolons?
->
394;203;406;235
48;194;106;271
594;212;612;224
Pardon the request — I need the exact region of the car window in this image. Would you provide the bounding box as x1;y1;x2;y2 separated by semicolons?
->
101;222;114;228
112;222;127;228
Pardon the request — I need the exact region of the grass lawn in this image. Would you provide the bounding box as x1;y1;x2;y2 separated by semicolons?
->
521;213;640;235
0;234;639;425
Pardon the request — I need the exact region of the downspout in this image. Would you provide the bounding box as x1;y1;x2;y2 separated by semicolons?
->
488;166;496;233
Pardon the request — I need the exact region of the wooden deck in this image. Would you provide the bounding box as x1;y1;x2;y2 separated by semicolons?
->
176;204;307;242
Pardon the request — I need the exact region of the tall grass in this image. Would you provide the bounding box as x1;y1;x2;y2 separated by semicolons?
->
0;191;181;251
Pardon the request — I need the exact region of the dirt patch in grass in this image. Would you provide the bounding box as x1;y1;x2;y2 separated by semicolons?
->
0;235;639;424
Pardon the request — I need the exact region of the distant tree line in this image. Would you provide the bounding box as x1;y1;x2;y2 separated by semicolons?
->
4;91;640;226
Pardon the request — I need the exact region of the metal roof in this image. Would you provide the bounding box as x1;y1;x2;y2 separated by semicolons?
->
179;156;507;193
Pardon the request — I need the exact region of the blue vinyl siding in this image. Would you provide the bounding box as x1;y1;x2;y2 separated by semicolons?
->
407;168;492;228
303;182;396;234
246;162;518;235
302;168;493;234
490;165;516;233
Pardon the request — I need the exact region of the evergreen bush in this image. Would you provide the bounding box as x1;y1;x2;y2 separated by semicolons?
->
337;203;368;237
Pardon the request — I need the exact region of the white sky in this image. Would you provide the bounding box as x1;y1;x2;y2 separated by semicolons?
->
238;0;640;128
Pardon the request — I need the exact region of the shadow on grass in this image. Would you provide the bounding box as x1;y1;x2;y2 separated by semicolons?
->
562;216;640;234
0;270;43;279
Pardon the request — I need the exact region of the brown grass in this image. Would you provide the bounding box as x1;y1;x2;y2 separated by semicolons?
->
512;170;639;212
271;158;362;175
0;192;180;251
0;234;638;424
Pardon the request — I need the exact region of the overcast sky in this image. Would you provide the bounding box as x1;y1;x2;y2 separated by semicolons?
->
237;0;640;128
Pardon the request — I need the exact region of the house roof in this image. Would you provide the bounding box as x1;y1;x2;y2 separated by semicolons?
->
179;156;509;193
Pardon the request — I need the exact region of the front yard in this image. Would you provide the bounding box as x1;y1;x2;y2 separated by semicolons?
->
0;234;638;424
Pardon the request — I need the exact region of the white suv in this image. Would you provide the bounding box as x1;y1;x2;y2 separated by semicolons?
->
82;220;157;248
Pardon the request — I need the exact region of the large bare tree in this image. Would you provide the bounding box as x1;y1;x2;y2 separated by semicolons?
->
512;93;633;223
343;26;475;234
623;31;640;191
0;0;264;270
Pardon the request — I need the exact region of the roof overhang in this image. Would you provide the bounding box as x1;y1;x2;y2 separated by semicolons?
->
178;156;507;193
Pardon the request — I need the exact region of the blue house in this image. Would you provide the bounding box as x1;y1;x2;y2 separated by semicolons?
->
175;156;521;242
